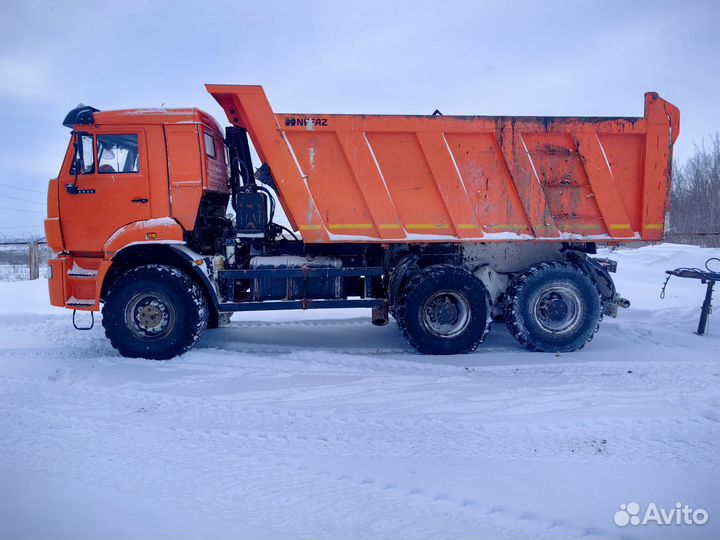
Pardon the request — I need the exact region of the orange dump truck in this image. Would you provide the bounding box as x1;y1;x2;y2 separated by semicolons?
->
45;86;679;358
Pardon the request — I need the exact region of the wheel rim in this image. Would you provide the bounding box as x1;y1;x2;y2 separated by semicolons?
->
420;290;471;338
124;292;176;340
531;285;583;335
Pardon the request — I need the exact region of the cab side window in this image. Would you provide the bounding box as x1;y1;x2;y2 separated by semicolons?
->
204;131;216;159
97;134;139;174
69;133;95;175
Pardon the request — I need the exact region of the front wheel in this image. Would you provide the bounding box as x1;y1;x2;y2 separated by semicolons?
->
504;262;602;352
102;265;208;359
396;265;491;355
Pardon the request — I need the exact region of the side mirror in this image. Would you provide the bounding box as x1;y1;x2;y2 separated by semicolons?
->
67;138;82;194
66;131;96;194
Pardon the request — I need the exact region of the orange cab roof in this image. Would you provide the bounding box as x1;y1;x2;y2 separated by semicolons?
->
71;107;223;132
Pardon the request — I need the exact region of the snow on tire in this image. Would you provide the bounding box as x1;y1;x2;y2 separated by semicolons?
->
102;264;208;360
396;265;491;355
504;262;602;352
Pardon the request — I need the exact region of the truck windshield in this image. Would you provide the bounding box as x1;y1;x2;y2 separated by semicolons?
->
97;134;139;174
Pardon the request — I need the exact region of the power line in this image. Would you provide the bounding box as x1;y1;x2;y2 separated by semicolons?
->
0;193;45;205
0;206;44;214
0;183;46;194
0;221;42;226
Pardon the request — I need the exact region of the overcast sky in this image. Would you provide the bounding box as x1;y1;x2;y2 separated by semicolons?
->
0;0;717;238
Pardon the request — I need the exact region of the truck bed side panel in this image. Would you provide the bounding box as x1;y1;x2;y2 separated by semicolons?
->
207;85;679;244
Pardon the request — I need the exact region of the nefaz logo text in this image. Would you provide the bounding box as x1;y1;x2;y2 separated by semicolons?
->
285;117;328;127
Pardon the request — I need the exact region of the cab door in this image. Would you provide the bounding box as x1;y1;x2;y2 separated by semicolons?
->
58;128;151;253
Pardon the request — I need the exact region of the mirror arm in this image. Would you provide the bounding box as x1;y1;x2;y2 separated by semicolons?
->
67;131;81;195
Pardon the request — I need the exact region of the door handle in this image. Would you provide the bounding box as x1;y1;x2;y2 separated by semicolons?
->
131;198;149;204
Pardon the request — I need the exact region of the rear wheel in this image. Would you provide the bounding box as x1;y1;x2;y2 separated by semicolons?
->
504;262;601;352
102;264;208;359
396;265;491;355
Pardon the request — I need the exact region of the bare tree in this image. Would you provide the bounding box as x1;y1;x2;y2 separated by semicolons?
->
669;134;720;233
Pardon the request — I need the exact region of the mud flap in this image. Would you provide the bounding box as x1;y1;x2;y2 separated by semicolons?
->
563;250;628;317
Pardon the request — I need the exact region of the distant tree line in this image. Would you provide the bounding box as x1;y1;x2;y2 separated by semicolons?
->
669;134;720;233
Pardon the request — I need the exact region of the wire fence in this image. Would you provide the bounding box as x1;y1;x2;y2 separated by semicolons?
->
0;241;51;282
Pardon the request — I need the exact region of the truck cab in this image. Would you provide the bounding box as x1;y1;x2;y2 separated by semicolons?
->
46;106;229;311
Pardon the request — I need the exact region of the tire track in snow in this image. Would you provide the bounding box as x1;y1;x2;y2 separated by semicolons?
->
179;345;720;382
3;397;716;470
1;375;717;467
1;401;600;539
2;373;716;432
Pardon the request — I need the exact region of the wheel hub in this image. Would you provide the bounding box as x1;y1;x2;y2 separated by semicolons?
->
435;300;459;325
533;285;583;335
125;293;176;339
136;303;165;331
421;291;471;338
540;293;570;321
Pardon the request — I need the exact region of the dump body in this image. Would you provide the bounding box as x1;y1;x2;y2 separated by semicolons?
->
208;85;679;244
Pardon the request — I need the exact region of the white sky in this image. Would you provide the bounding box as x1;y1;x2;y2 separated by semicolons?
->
0;0;717;238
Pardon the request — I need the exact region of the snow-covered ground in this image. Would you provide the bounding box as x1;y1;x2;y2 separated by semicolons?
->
1;244;718;539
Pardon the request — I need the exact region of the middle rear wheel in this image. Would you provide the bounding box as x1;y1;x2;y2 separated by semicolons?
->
503;262;602;352
396;265;491;355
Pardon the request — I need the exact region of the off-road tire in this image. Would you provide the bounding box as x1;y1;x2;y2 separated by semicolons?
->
504;262;602;352
102;264;208;359
396;265;491;355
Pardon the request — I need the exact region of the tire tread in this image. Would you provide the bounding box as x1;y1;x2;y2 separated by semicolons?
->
396;265;491;354
102;264;208;359
503;262;602;352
